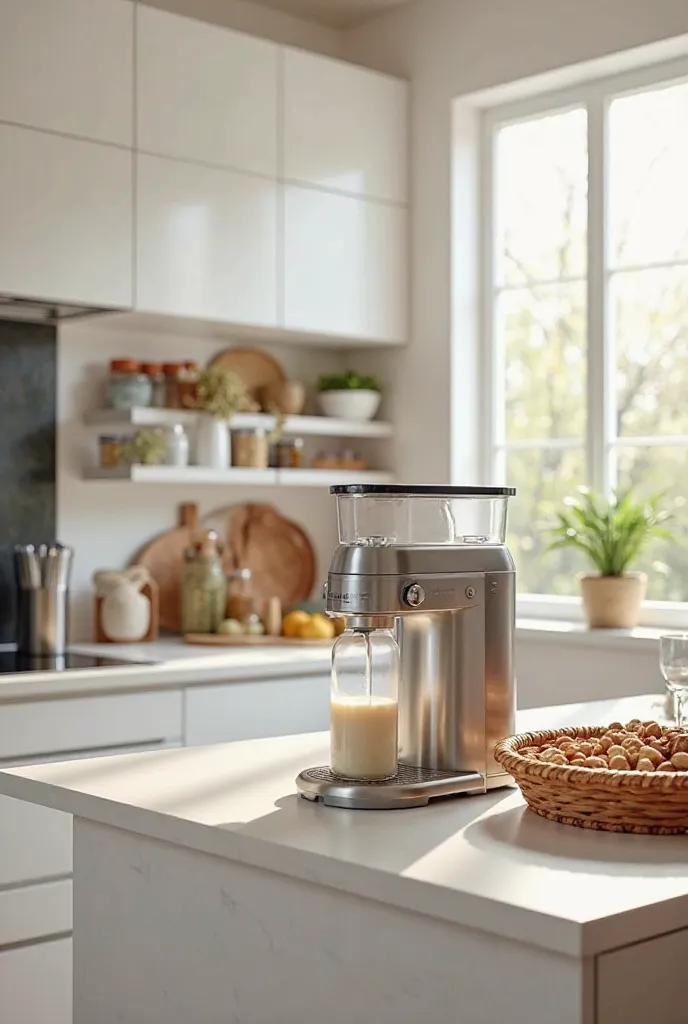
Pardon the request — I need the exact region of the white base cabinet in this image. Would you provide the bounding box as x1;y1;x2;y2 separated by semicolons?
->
0;938;72;1024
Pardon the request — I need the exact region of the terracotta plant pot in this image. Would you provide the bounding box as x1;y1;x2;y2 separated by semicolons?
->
259;380;306;416
579;573;647;629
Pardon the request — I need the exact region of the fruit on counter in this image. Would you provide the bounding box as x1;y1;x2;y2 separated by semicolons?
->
332;616;346;636
217;618;244;635
282;610;311;638
298;613;336;640
245;619;266;636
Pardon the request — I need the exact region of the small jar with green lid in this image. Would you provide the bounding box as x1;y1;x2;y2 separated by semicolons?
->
180;531;227;634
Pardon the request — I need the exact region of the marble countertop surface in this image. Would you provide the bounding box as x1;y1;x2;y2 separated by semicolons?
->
0;638;333;702
1;693;685;956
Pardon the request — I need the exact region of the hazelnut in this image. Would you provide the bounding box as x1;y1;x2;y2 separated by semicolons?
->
608;755;630;770
625;749;640;769
643;722;662;740
540;749;567;765
638;745;663;767
657;762;676;772
637;757;656;772
599;735;614;752
592;742;606;757
625;719;643;732
671;735;688;755
671;752;688;771
621;735;642;750
607;745;625;760
608;721;624;731
583;756;607;768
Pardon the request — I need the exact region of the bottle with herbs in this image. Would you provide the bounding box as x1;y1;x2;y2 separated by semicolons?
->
180;530;227;634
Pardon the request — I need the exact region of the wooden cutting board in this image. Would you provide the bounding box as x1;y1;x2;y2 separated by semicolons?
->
132;503;199;634
202;503;316;608
184;633;332;647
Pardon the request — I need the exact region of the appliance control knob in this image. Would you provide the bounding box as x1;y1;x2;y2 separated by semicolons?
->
403;582;425;608
322;580;328;601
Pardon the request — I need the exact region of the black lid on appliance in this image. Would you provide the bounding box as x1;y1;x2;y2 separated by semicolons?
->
330;484;516;496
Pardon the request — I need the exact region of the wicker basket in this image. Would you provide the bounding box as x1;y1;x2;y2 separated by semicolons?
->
494;725;688;834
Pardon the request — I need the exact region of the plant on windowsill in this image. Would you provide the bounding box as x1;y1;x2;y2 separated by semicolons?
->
547;488;673;629
316;371;382;422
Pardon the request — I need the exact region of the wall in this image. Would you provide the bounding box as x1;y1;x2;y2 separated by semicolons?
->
342;0;688;695
141;0;341;55
57;321;346;640
0;320;56;643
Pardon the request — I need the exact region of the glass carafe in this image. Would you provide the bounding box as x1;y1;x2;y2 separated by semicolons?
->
330;627;400;781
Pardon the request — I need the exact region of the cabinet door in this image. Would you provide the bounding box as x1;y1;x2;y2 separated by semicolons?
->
0;0;133;145
597;928;688;1023
184;676;330;746
284;185;407;343
284;49;407;204
137;6;277;176
0;795;71;887
0;938;71;1024
0;125;132;307
137;154;278;326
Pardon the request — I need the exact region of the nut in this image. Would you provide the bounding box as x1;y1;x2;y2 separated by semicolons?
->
584;756;607;769
671;752;688;771
599;735;614;752
607;745;625;760
671;735;688;755
608;721;624;731
608;755;630;770
657;762;676;772
637;757;656;772
643;722;662;740
625;719;643;732
540;748;568;765
638;745;663;767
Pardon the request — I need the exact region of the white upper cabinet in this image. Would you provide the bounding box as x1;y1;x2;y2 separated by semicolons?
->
0;0;133;145
136;154;277;326
137;7;278;176
284;185;407;343
0;125;132;307
283;49;408;204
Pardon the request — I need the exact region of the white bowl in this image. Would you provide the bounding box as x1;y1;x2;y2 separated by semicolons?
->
318;390;381;422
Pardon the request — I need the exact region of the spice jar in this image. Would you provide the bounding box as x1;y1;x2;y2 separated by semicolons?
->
232;428;269;468
163;424;189;467
106;359;153;410
162;362;184;409
178;360;200;410
226;569;257;625
180;531;227;634
98;435;124;469
141;362;166;407
275;438;304;469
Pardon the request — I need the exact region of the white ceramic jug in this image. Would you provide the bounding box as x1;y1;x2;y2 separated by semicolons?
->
94;567;151;642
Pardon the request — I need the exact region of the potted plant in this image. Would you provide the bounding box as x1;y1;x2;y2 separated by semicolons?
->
548;488;672;629
193;369;257;468
316;371;382;422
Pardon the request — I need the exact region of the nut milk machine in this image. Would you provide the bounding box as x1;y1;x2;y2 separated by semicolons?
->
296;485;517;809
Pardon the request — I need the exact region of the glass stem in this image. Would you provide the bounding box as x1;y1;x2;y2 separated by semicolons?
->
678;693;686;730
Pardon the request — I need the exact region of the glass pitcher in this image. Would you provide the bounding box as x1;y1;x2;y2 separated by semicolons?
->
330;627;400;781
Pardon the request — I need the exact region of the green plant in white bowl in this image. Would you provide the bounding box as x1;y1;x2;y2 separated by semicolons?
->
316;371;382;422
548;488;673;628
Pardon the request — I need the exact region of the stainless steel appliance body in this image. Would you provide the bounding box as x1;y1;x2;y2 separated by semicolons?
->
296;485;516;809
14;545;73;656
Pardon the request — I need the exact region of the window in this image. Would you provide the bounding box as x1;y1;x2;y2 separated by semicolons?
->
484;63;688;607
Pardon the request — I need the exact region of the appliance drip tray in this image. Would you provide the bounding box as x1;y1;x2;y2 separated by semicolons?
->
295;763;485;809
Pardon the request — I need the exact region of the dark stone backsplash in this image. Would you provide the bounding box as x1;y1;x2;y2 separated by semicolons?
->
0;320;56;642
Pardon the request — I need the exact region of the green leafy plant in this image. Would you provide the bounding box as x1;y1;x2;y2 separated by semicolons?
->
122;429;166;466
548;488;673;577
317;370;381;393
194;369;258;420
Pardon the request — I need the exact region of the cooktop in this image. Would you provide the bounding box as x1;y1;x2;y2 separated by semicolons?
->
0;650;153;674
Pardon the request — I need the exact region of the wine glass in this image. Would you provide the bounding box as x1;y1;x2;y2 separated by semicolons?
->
659;634;688;728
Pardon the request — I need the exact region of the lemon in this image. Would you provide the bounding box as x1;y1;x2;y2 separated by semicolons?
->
282;610;311;638
299;613;335;640
332;616;347;637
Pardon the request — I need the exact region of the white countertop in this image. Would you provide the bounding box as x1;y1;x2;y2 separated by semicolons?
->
0;639;332;702
1;693;686;957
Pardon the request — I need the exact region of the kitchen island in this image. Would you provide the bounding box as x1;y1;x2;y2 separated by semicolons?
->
1;694;685;1024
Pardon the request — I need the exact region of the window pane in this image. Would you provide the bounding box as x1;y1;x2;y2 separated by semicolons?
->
496;108;587;285
505;448;586;595
499;282;586;441
610;82;688;268
616;447;688;600
613;266;688;437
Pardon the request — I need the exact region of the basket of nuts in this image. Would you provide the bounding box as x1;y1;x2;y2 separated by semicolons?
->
494;719;688;834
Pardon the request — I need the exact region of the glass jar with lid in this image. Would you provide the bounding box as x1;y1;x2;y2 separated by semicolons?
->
162;363;184;409
178;360;200;410
232;428;269;468
226;568;257;626
330;626;400;781
106;359;153;410
180;531;227;634
140;362;166;407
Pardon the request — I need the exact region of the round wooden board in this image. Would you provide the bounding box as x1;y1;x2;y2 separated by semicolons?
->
132;503;199;634
202;502;316;608
184;633;332;647
209;346;286;399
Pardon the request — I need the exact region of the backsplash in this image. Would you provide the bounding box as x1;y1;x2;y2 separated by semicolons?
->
0;320;56;643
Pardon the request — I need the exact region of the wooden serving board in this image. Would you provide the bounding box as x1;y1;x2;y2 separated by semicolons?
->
184;633;333;647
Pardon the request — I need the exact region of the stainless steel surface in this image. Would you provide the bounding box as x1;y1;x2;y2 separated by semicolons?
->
328;544;514;577
0;293;115;324
14;545;74;656
295;764;485;809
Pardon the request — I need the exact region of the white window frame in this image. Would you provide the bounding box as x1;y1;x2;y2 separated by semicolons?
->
481;56;688;628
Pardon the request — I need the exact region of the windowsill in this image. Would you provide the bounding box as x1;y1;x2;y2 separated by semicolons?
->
516;618;668;651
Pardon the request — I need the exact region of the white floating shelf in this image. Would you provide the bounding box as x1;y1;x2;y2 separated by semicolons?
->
84;408;393;439
83;466;394;487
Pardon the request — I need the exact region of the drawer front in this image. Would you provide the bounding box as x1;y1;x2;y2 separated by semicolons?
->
184;675;330;746
0;937;71;1024
597;928;688;1023
0;795;71;887
0;879;72;947
0;690;182;762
